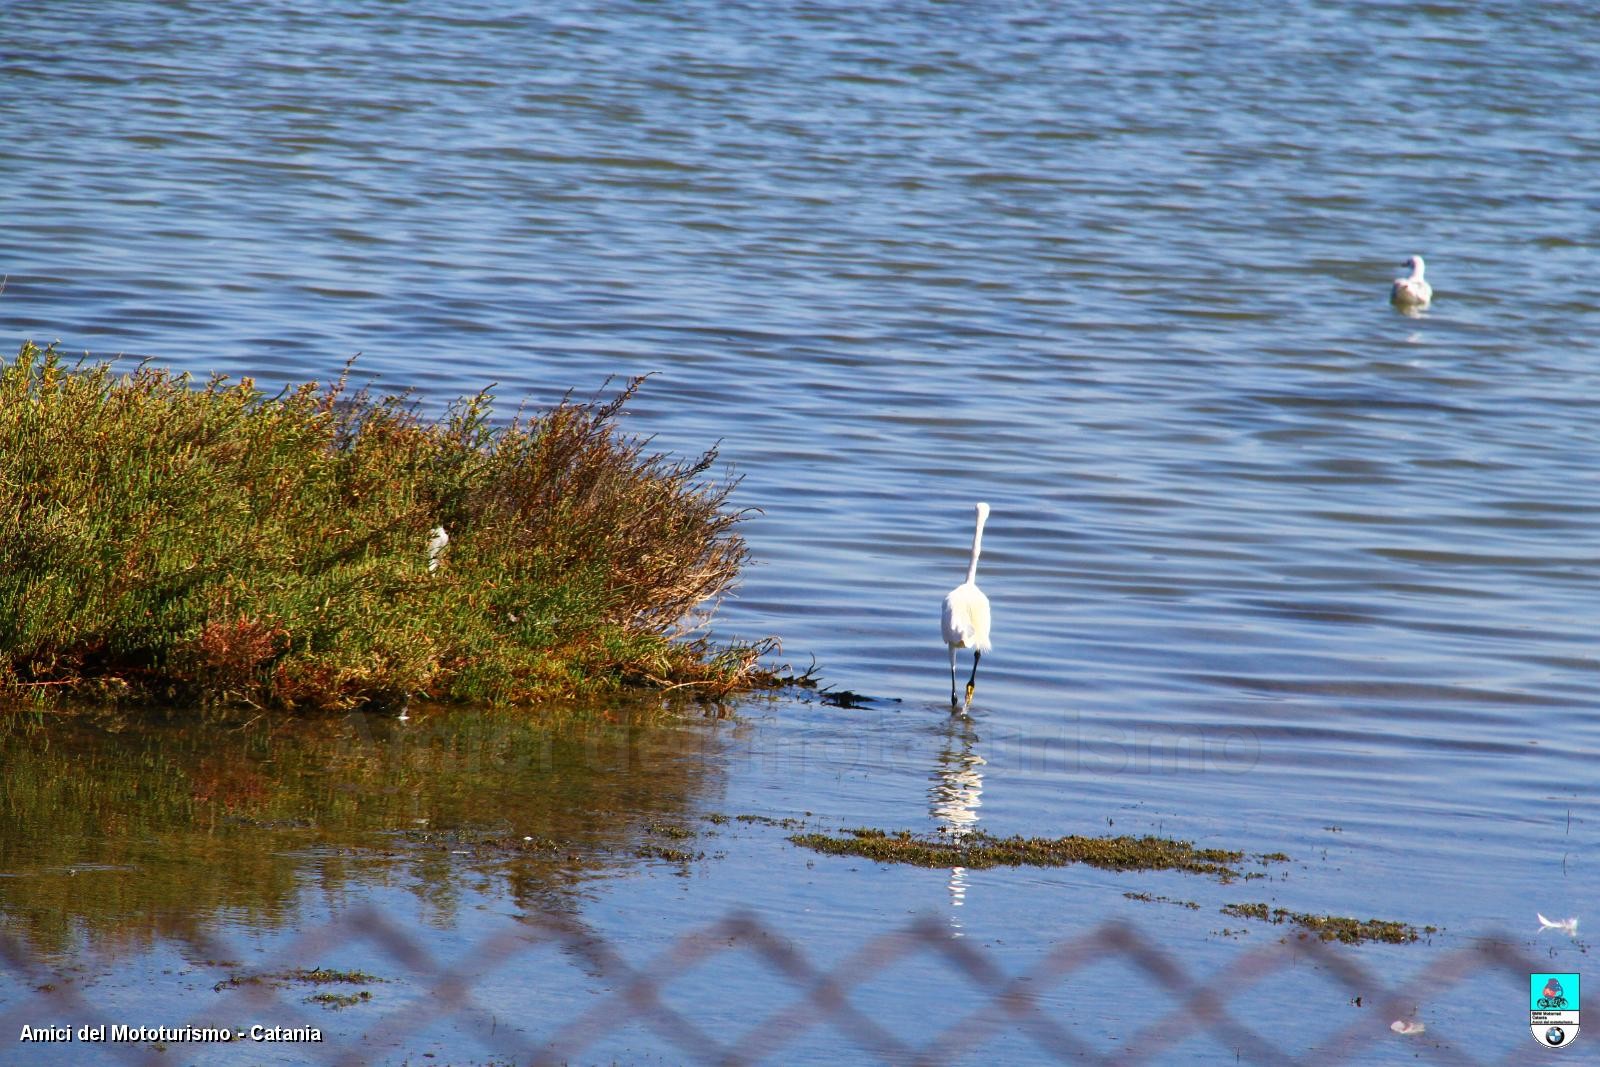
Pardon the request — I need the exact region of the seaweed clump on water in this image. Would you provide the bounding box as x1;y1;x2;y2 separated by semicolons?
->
1220;903;1435;944
790;828;1282;881
0;340;773;710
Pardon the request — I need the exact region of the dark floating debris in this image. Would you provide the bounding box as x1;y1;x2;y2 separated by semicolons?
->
1124;892;1202;910
770;662;896;708
804;684;890;708
818;688;877;708
736;814;806;830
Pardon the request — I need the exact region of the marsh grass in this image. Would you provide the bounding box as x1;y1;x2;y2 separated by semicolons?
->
0;340;773;710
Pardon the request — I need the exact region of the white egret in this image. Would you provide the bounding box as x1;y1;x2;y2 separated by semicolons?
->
1390;255;1432;311
427;525;449;573
941;502;992;709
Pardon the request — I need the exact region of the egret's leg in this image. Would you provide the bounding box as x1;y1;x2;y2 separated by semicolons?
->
949;645;958;707
964;651;981;708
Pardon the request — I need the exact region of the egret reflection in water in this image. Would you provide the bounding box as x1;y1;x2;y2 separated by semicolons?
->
930;714;986;929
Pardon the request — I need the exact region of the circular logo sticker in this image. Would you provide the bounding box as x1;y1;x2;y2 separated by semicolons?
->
1530;973;1580;1049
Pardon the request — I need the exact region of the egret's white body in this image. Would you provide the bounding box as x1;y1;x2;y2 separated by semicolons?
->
1390;255;1432;311
427;526;449;572
942;502;991;709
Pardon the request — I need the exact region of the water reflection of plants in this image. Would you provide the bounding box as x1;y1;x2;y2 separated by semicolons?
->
0;700;728;955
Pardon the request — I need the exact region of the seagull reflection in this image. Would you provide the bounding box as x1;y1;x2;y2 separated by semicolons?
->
930;715;986;931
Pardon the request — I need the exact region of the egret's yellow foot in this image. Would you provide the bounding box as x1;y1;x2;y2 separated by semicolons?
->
964;681;975;708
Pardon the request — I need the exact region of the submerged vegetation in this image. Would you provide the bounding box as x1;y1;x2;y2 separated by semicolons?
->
0;340;773;709
1220;902;1435;945
790;827;1289;881
215;966;382;1009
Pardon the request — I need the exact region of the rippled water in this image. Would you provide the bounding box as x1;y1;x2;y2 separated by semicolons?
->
3;2;1598;1063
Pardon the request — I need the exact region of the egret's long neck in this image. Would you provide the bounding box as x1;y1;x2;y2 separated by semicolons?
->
965;512;987;584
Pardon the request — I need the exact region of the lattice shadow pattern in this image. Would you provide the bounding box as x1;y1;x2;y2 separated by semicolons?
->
0;909;1549;1065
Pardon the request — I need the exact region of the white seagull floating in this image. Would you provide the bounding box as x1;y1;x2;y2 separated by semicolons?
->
1390;1019;1426;1036
941;502;992;710
1390;255;1433;312
1537;913;1579;937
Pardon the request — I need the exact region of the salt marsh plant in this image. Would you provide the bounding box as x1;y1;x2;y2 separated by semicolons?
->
0;340;770;709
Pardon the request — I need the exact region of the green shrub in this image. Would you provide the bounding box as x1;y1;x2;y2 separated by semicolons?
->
0;340;770;709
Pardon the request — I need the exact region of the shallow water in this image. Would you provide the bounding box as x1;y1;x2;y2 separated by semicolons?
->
2;1;1598;1063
